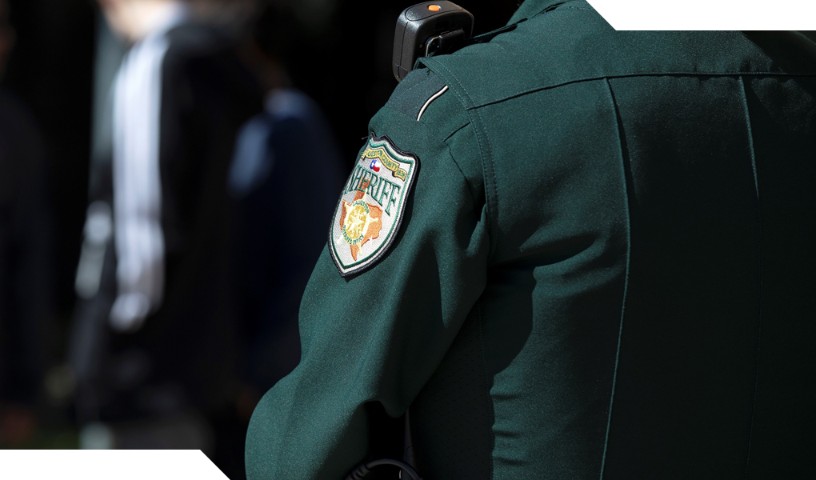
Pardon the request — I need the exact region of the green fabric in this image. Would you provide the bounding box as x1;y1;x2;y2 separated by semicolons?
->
247;1;816;478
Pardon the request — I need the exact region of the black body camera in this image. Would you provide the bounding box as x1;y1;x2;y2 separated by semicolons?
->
392;2;474;82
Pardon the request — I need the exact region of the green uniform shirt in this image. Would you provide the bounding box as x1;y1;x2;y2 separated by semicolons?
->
247;1;816;478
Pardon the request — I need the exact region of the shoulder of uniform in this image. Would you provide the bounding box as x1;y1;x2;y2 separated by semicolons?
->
382;68;464;120
416;4;781;108
372;67;470;144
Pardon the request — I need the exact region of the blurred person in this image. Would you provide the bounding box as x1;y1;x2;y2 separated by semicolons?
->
228;2;346;418
246;1;816;479
0;0;53;447
69;0;262;472
226;5;346;475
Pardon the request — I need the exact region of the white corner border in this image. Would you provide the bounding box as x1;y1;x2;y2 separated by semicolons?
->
586;0;816;30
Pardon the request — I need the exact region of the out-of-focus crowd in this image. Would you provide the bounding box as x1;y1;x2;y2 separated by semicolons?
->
0;1;518;478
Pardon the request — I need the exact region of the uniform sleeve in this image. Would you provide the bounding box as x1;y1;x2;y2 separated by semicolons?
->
246;73;491;479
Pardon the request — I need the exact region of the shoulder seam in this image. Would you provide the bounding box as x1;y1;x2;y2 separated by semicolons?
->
422;58;499;260
465;71;816;111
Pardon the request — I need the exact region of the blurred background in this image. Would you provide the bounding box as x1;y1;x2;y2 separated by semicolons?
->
0;0;518;478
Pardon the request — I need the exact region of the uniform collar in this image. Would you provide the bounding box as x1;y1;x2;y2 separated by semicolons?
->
509;0;573;24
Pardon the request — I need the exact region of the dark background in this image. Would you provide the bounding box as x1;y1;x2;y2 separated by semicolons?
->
1;0;520;327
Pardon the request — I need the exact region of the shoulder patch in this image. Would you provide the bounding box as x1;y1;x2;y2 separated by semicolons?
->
329;135;419;277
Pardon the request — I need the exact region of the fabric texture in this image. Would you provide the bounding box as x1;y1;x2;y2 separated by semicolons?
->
246;1;816;478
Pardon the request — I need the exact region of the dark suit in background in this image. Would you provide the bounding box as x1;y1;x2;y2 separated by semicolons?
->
71;14;262;474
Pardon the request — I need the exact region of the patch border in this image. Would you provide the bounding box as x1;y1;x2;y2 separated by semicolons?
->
329;134;420;277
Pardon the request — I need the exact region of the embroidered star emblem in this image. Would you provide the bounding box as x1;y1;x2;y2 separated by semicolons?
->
338;190;383;261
